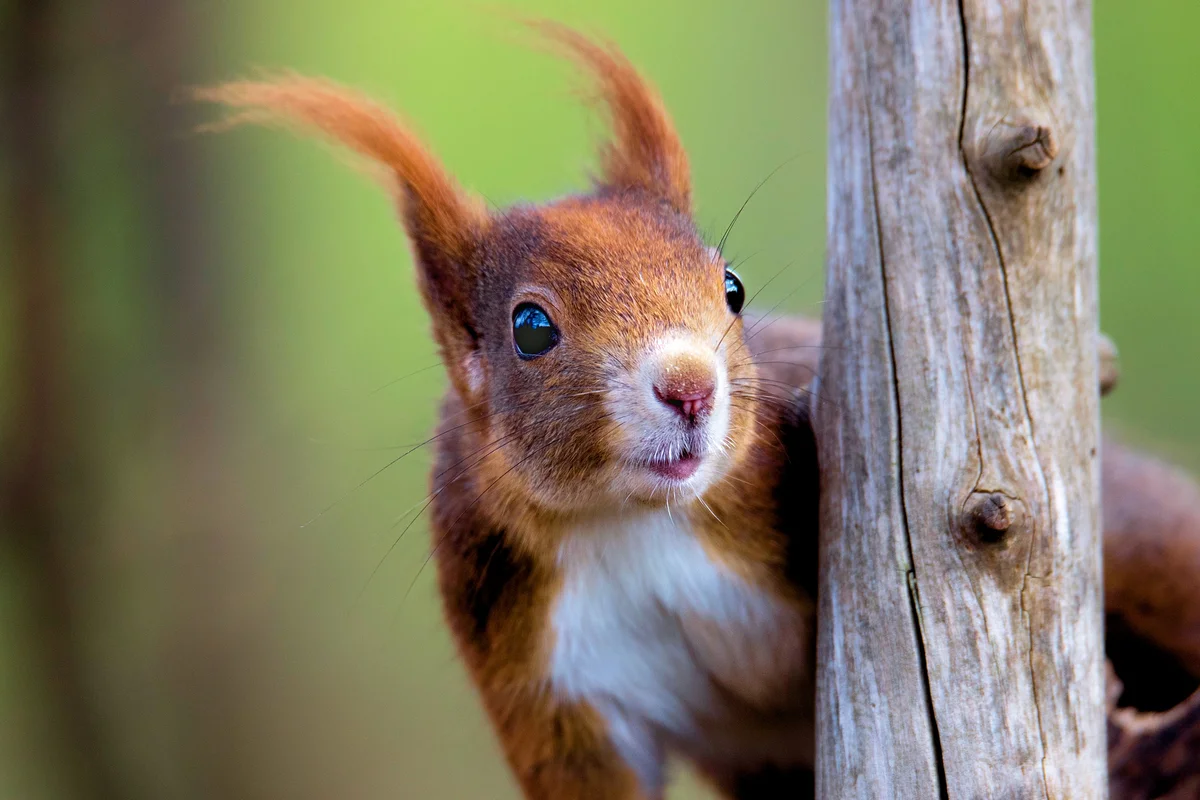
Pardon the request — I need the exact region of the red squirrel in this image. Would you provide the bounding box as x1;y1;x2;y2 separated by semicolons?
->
200;24;1200;799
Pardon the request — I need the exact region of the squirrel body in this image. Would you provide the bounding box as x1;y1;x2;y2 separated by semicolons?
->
200;23;1200;800
431;305;822;797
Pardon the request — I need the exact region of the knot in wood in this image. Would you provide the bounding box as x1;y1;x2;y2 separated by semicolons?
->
984;118;1059;180
964;491;1022;543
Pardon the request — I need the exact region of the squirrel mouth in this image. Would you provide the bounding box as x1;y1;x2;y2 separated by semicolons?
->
646;448;702;481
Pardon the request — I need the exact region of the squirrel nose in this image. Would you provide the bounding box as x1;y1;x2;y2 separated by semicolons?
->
654;377;715;422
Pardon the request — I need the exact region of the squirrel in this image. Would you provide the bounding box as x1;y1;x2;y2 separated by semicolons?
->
199;23;1200;799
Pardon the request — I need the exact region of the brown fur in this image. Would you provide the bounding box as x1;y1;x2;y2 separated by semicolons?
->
432;400;646;798
535;22;692;214
1103;439;1200;677
199;25;1200;800
194;76;490;403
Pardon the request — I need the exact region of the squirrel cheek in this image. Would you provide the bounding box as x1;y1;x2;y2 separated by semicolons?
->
460;352;485;398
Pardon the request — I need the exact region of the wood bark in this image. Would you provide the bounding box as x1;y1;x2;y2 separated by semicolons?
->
815;0;1106;796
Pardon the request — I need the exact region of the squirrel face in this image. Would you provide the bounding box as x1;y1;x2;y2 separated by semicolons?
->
469;195;758;514
197;22;760;518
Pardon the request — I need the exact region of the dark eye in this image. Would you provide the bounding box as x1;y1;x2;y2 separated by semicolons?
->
512;303;559;358
724;269;745;314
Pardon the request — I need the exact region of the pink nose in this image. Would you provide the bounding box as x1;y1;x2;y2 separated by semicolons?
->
654;379;715;423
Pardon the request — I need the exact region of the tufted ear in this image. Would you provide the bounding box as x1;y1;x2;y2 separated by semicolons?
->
537;23;692;214
195;76;490;384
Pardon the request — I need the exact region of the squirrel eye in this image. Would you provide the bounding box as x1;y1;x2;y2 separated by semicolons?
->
724;269;745;314
512;303;559;358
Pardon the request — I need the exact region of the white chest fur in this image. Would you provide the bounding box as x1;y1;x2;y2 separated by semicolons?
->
548;511;806;790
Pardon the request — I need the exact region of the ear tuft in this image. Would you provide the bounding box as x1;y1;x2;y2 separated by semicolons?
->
194;76;487;267
533;22;692;214
195;76;490;376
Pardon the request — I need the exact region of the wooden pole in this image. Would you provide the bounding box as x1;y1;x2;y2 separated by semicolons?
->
815;0;1105;796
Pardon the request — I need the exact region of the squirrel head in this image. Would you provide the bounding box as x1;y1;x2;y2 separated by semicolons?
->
198;23;760;517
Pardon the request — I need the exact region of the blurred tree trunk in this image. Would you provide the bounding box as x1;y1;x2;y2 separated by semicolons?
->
116;5;395;797
116;2;242;795
2;1;126;797
815;0;1105;795
106;2;285;796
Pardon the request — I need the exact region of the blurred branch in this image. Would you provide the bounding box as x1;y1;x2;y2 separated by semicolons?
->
2;1;125;798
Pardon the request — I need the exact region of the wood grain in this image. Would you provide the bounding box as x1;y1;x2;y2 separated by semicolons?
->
815;0;1106;796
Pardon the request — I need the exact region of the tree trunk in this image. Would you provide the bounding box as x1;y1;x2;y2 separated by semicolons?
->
815;0;1105;796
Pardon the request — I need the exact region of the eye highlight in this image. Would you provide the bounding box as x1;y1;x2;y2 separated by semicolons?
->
724;269;745;314
512;303;559;358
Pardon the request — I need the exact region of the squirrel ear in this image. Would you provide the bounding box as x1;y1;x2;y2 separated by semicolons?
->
195;76;489;362
537;23;692;214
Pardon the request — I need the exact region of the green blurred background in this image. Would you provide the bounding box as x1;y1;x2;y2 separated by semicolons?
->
1;1;1197;797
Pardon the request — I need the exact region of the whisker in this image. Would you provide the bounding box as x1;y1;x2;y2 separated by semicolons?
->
355;407;593;601
735;360;821;371
303;386;610;528
301;401;523;528
741;292;809;346
697;495;728;529
716;153;803;257
748;342;836;357
403;439;560;601
370;361;443;394
734;381;841;416
715;260;797;354
729;252;760;271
